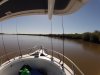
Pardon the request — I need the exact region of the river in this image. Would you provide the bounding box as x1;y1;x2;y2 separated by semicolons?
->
0;35;100;75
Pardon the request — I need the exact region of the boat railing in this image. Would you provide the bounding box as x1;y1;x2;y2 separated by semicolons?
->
0;46;38;65
0;45;84;75
43;48;84;75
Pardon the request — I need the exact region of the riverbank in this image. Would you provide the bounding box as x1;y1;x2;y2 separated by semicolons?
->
42;31;100;44
0;31;100;44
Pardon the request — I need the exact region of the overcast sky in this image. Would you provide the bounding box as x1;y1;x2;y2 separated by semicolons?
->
0;0;100;34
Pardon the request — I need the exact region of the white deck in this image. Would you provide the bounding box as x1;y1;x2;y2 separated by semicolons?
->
0;49;73;75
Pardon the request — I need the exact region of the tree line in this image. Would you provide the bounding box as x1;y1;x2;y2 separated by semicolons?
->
47;31;100;44
0;31;100;44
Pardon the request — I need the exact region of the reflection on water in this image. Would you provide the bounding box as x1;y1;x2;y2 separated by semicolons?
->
0;35;100;75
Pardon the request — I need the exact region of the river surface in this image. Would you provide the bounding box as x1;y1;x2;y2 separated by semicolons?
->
0;35;100;75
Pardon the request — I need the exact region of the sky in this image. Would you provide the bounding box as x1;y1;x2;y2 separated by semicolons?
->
0;0;100;34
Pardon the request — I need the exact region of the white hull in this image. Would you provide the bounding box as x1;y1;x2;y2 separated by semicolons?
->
0;49;73;75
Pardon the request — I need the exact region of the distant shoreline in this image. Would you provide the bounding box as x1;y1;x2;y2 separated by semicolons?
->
0;31;100;44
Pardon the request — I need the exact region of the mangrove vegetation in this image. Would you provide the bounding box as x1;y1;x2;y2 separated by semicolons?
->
0;31;100;44
47;31;100;44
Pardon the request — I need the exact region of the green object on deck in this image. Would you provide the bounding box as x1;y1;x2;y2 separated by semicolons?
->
20;68;30;75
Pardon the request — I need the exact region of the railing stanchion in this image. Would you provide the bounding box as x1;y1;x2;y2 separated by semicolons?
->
0;58;2;66
72;65;75;75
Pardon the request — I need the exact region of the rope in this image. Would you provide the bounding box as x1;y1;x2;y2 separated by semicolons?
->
50;19;53;61
61;15;65;69
0;22;9;60
15;18;22;57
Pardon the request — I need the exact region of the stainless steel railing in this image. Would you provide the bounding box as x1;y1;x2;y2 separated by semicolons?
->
44;49;84;75
0;46;84;75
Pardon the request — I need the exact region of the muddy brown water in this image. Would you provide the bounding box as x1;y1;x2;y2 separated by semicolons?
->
0;35;100;75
